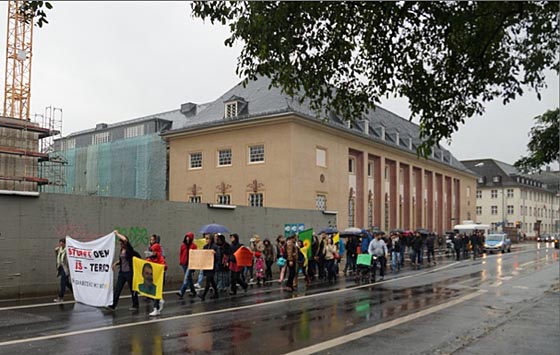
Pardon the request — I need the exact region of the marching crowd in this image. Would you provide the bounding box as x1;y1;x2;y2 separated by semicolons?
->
54;228;486;316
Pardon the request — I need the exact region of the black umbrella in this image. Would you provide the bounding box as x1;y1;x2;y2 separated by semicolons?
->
415;228;430;236
320;227;339;234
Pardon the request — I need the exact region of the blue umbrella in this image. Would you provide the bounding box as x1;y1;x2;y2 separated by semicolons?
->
198;223;230;234
320;227;339;234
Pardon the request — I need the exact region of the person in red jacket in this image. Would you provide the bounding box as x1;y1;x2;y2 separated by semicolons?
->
147;234;167;316
177;232;198;298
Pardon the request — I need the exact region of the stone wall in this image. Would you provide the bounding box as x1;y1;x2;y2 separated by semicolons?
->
0;193;335;299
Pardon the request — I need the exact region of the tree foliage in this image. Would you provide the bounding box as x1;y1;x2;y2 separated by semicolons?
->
514;108;559;173
20;1;53;28
191;1;559;156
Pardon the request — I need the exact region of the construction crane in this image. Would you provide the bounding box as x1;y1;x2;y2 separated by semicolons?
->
3;0;33;120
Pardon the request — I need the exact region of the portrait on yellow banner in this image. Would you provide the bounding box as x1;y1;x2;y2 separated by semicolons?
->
132;257;164;300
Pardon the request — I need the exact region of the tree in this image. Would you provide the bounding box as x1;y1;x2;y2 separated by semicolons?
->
20;1;53;28
514;108;559;173
191;1;559;156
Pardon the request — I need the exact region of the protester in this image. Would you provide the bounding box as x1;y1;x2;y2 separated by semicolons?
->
325;237;337;282
316;233;328;280
297;239;311;286
368;232;388;281
54;238;72;302
106;231;140;310
198;234;219;301
263;238;275;282
344;235;358;275
177;232;197;298
390;233;401;272
412;232;424;267
276;235;287;284
308;233;319;280
254;251;265;286
216;234;231;293
426;233;436;265
147;234;167;316
229;233;248;295
285;234;298;291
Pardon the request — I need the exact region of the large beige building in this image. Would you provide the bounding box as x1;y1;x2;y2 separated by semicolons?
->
463;159;560;236
163;77;476;231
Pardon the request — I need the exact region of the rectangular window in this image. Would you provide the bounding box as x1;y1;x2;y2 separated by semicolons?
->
225;102;238;118
491;206;498;215
491;190;498;198
316;194;327;211
507;205;514;215
249;193;264;207
368;162;374;177
63;138;75;150
316;148;327;167
92;132;109;145
349;158;355;174
189;152;203;169
188;196;201;203
507;189;514;198
218;148;232;166
476;206;482;215
476;190;482;199
124;124;145;139
249;144;265;163
217;194;231;205
529;207;532;216
348;198;355;228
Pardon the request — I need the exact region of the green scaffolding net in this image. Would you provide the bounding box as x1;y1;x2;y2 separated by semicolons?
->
43;134;167;200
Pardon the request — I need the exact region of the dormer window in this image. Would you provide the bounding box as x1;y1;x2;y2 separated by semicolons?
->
492;176;501;183
225;102;238;118
224;96;248;119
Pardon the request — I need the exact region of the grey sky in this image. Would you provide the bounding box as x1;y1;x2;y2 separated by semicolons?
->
1;2;558;167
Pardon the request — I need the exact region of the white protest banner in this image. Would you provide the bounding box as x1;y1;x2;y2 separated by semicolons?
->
66;232;115;307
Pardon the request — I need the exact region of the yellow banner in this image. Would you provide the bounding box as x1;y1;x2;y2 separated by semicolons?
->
132;257;164;300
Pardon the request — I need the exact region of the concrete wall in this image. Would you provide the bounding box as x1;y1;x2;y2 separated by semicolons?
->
0;193;334;299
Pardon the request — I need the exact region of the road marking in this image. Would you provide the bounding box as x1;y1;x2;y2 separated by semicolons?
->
285;289;487;355
0;262;459;313
0;262;462;346
519;260;538;268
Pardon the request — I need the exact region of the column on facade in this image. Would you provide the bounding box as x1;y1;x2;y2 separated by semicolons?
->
456;179;461;223
349;149;364;228
435;173;443;234
387;159;398;230
445;176;453;231
400;162;411;230
413;167;423;230
425;170;434;230
372;155;383;229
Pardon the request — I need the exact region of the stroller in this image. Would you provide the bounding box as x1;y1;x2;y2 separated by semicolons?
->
356;254;377;284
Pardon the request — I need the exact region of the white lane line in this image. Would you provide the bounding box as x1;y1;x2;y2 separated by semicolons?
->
285;289;487;355
519;260;538;268
0;262;459;312
0;262;462;346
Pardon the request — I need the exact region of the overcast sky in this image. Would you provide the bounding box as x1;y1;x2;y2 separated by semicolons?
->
1;2;558;167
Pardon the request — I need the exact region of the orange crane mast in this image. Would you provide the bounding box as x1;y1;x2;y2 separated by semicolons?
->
3;0;33;120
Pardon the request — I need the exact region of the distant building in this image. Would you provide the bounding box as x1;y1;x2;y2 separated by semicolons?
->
462;159;560;236
163;77;476;231
51;110;189;200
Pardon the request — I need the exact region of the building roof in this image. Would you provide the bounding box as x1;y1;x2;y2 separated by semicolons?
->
164;76;472;174
462;158;559;193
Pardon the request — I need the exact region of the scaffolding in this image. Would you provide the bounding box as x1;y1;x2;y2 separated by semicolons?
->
37;106;67;193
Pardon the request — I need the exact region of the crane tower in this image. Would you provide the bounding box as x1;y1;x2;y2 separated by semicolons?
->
3;0;33;120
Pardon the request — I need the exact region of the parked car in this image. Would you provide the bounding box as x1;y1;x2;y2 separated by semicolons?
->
536;234;550;242
552;235;559;249
484;233;512;253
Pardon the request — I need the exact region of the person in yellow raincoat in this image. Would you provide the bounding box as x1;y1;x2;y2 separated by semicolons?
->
297;239;311;286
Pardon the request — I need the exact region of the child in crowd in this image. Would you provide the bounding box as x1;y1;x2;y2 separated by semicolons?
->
254;251;265;286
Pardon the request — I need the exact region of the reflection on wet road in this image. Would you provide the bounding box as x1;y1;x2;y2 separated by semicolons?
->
0;243;558;354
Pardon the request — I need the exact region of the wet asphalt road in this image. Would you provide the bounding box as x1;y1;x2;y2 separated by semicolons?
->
0;243;558;355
